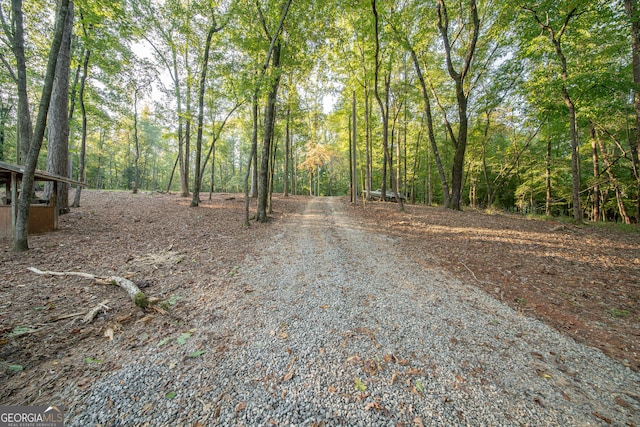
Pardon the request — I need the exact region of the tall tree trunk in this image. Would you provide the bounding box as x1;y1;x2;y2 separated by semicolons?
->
268;133;277;214
256;42;281;223
590;122;600;221
480;112;492;207
132;89;140;194
12;0;32;164
191;25;216;207
284;105;290;197
565;89;582;221
365;85;372;198
408;47;450;207
209;142;215;200
183;55;192;197
527;6;582;221
352;90;358;204
403;102;408;196
13;0;70;251
95;129;104;188
244;91;259;226
625;0;640;222
0;103;10;161
72;47;90;208
293;149;298;195
545;133;552;216
436;0;479;211
251;0;291;212
349;115;353;199
397;107;402;198
45;0;73;214
372;0;403;211
250;89;259;199
172;50;188;197
410;128;421;204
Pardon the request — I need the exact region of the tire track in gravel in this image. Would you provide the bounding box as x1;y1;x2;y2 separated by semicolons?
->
68;197;640;426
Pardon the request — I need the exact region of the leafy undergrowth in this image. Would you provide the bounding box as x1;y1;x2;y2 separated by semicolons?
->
347;200;640;371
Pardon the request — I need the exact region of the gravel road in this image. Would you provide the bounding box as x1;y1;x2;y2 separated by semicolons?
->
67;197;639;426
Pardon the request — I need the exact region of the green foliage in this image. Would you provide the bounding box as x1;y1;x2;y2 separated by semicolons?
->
354;377;367;392
608;307;630;318
1;0;635;221
134;292;149;309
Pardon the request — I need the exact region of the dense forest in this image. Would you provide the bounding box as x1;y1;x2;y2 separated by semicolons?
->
1;0;639;234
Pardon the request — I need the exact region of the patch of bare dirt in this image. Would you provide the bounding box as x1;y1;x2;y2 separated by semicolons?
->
347;201;640;371
0;190;305;405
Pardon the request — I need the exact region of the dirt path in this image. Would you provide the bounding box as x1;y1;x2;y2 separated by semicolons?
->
67;196;640;425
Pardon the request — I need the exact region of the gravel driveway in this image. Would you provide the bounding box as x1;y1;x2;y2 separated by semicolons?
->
68;197;639;426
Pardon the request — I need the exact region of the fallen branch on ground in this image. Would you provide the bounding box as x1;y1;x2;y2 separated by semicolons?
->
460;261;479;282
27;267;149;309
83;300;111;323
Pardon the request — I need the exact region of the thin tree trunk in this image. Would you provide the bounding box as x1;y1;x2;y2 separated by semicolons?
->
256;42;281;223
209;142;215;200
565;89;582;221
408;47;450;207
352;90;357;204
95;129;104;188
72;47;90;208
12;0;32;165
403;106;408;196
545;133;552;216
480;112;492;207
132;90;140;194
191;25;218;207
244;91;259;226
268;133;277;214
250;90;259;199
410;128;421;204
284;105;290;197
0;103;10;161
590;122;600;221
349;114;353;200
166;153;179;192
365;85;372;198
170;49;188;197
184;54;192;197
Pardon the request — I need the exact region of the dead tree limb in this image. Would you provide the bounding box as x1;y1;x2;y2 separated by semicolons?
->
27;267;149;309
82;299;110;323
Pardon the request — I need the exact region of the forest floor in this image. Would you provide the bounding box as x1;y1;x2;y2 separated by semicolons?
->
347;200;640;371
0;190;638;409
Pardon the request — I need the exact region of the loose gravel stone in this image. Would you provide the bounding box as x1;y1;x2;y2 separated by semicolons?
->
64;197;639;426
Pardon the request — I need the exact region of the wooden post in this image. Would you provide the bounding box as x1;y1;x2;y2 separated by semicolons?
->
10;172;17;237
52;180;59;230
